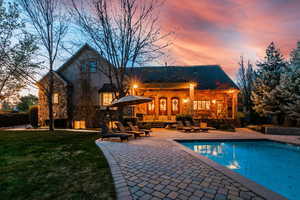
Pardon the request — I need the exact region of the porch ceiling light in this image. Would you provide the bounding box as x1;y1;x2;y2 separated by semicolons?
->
133;84;138;89
183;98;189;103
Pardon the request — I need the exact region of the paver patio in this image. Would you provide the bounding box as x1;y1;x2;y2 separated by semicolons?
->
96;128;298;200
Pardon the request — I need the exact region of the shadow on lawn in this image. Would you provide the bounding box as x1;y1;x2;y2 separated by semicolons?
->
0;130;116;200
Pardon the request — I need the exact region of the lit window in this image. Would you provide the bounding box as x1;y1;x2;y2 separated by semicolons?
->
147;98;155;114
193;100;210;110
89;61;97;72
159;97;167;115
171;98;179;114
217;101;223;114
101;92;113;106
53;93;59;104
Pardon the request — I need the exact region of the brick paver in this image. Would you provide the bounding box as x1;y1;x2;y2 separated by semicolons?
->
96;128;294;200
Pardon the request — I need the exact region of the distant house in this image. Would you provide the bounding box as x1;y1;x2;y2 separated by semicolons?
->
38;44;239;128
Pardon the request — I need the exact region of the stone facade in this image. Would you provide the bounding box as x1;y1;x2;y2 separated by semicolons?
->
38;72;71;127
134;83;239;122
38;44;239;128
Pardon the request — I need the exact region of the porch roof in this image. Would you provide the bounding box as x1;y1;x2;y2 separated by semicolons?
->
129;65;238;90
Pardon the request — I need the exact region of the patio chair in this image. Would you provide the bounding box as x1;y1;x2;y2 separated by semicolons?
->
184;120;200;132
199;122;210;132
115;122;143;139
99;123;131;142
127;122;151;136
177;121;192;132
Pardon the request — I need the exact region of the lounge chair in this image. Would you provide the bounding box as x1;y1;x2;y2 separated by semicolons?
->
127;122;151;136
177;121;192;132
99;123;131;142
184;120;200;132
199;122;210;132
115;122;143;139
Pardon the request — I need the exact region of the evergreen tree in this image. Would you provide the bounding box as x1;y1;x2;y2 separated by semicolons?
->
251;42;287;124
277;41;300;125
16;94;38;112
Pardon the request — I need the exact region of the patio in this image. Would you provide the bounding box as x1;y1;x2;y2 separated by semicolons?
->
96;128;299;200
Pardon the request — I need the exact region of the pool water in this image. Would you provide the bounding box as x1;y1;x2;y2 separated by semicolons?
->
179;140;300;200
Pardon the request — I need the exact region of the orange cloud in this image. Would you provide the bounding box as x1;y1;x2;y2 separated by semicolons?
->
157;0;300;79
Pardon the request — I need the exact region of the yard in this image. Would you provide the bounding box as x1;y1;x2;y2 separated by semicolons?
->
0;130;115;200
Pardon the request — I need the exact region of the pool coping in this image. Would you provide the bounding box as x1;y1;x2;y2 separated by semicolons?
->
170;138;288;200
95;140;133;200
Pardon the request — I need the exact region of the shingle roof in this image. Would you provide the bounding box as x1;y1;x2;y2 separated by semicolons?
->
98;83;117;92
128;65;238;90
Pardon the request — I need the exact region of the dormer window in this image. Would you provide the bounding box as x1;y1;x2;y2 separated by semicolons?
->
81;61;97;72
89;61;97;72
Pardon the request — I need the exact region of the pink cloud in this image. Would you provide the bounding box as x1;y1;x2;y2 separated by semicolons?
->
157;0;300;79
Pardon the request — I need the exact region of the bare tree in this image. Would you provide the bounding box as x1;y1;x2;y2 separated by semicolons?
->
0;0;40;102
236;56;256;113
70;0;171;119
18;0;68;131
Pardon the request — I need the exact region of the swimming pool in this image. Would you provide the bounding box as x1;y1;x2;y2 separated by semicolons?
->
179;139;300;200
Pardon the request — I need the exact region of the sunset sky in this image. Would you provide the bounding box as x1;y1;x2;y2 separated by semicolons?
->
158;0;300;77
21;0;300;95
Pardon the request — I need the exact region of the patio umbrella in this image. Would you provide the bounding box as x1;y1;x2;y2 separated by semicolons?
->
109;95;152;107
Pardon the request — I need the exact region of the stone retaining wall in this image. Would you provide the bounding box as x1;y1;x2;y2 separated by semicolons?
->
265;127;300;135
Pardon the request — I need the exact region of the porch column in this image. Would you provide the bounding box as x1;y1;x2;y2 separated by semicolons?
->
232;92;238;119
154;95;159;120
167;96;171;120
189;83;195;115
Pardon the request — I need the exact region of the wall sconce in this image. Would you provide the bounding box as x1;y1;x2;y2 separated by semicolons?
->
183;98;189;103
212;100;216;104
189;82;196;88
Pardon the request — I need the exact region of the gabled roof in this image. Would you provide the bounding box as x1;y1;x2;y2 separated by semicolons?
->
37;71;69;86
98;83;117;92
56;43;100;73
129;65;238;90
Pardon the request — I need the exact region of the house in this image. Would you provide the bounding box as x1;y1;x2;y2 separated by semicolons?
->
38;44;239;128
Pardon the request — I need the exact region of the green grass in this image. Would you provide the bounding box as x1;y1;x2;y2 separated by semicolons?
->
0;130;116;200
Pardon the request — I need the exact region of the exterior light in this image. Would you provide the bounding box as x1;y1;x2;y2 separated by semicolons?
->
133;84;138;89
189;82;196;87
183;98;189;103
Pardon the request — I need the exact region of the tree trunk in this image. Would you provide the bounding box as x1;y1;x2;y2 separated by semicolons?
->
118;106;124;123
48;67;54;131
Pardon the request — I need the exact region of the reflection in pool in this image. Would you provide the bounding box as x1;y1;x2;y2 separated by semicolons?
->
179;140;300;200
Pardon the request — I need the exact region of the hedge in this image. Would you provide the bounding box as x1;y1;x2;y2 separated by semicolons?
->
29;106;38;128
0;112;29;128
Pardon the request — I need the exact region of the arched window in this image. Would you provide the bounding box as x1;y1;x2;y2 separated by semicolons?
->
171;97;179;115
147;97;155;114
159;97;167;115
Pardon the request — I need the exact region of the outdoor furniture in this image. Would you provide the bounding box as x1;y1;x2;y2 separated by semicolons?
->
99;123;131;142
199;122;210;132
115;122;143;139
184;120;200;132
177;121;192;132
127;122;151;136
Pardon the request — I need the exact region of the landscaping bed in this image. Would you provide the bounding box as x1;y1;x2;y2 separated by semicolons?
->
0;130;115;200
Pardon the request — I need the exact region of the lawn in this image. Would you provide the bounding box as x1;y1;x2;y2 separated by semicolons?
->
0;130;116;200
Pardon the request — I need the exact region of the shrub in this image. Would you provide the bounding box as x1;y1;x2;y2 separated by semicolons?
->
123;117;138;126
28;106;38;128
176;114;193;122
0;112;29;127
